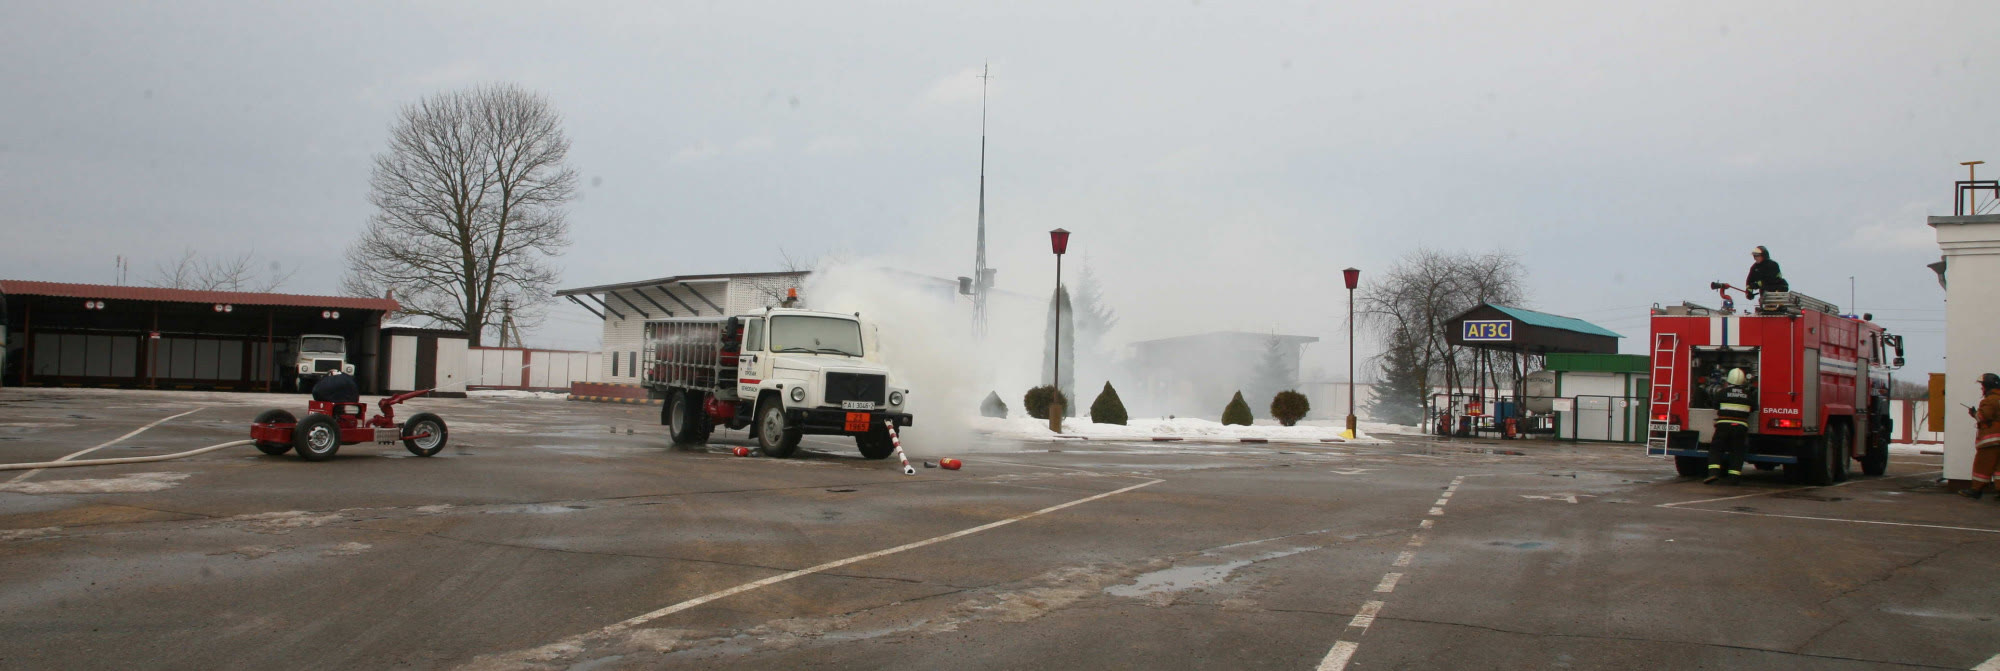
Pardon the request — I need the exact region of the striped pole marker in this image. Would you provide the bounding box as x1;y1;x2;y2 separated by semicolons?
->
886;420;914;475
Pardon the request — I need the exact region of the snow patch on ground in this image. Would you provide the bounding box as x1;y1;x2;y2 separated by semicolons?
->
0;472;190;494
322;542;373;556
468;390;571;400
226;510;346;534
970;416;1396;444
1889;444;1943;456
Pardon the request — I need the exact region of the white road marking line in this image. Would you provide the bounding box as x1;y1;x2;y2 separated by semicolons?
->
6;408;204;484
555;478;1164;646
1407;533;1426;547
1434;498;1449;506
1346;600;1385;630
1672;507;2000;534
1316;640;1360;671
1419;519;1434;529
1656;471;1939;508
1374;572;1402;593
1972;651;2000;671
1393;550;1415;567
1427;506;1445;516
1440;491;1454;498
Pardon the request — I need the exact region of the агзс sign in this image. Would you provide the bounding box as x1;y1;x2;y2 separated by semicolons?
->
1462;320;1513;342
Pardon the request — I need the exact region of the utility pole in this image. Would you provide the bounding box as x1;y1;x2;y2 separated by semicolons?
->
972;63;995;338
497;298;522;348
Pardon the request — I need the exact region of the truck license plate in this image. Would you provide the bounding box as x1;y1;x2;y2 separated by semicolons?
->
842;401;875;410
845;412;872;433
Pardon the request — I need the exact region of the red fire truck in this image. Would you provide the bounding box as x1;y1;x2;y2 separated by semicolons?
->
1646;285;1905;485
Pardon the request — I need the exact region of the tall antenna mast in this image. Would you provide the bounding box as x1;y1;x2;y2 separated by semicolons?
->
972;63;993;337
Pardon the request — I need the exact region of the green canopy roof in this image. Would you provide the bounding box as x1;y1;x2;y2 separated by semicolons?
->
1487;304;1624;339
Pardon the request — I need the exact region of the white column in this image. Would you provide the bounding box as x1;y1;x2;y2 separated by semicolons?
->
1930;214;2000;483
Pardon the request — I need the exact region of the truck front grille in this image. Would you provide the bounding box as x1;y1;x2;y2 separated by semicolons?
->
825;373;885;405
314;360;343;372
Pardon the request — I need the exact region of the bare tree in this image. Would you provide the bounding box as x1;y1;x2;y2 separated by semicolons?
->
149;247;296;292
343;84;577;345
1360;249;1527;411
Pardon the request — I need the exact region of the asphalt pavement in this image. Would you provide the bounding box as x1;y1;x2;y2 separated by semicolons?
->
1;387;1994;670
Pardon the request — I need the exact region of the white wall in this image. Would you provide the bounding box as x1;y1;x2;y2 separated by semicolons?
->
464;347;602;389
389;335;417;390
1933;214;2000;481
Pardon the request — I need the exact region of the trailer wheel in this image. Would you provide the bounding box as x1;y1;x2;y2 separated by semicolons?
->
1829;422;1852;483
1673;456;1707;477
253;408;295;455
293;414;342;462
1860;430;1889;476
756;403;802;458
402;412;448;457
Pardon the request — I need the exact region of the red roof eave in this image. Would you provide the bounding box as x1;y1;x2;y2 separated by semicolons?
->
0;280;400;312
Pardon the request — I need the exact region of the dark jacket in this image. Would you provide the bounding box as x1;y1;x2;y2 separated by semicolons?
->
1746;256;1787;297
311;372;361;403
1715;384;1754;426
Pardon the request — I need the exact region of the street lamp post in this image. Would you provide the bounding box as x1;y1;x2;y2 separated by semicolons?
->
1049;228;1071;432
1343;267;1361;436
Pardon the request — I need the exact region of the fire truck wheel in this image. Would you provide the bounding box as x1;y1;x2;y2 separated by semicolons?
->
756;403;802;458
1753;462;1777;471
1674;456;1708;477
402;412;448;457
1829;423;1852;483
1791;435;1834;486
253;409;295;455
293;414;342;462
668;391;712;445
856;427;895;460
1860;434;1889;476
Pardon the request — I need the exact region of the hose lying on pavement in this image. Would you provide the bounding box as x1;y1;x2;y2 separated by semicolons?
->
0;440;253;471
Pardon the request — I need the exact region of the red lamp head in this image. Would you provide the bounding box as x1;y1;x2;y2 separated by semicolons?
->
1049;228;1071;255
1342;267;1360;290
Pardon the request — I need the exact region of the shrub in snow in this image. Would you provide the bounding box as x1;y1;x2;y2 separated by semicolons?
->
1270;390;1310;427
1221;391;1254;426
1023;386;1070;420
1089;382;1129;426
981;391;1009;418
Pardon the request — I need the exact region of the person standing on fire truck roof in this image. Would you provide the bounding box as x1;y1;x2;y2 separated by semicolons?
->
1744;246;1788;300
1957;373;2000;500
1707;368;1754;485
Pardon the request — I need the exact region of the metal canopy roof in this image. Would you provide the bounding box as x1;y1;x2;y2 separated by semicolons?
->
0;280;399;312
1486;304;1624;339
554;271;808;297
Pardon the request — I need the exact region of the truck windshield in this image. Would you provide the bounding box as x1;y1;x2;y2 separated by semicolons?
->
769;316;863;357
302;337;344;354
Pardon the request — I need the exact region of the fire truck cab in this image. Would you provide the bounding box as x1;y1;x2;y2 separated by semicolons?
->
1646;288;1905;485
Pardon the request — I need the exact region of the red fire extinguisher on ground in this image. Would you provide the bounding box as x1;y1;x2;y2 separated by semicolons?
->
1503;417;1519;439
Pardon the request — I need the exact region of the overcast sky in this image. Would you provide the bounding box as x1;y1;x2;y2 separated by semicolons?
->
3;1;1994;376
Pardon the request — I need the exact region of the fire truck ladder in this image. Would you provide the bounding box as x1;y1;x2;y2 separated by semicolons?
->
1645;333;1678;457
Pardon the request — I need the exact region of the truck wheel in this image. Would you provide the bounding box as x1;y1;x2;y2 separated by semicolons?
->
1829;423;1852;483
668;391;711;445
1674;455;1707;477
253;408;295;455
293;414;342;462
857;426;895;460
756;403;802;458
402;412;448;457
1792;435;1832;486
1860;432;1889;476
1753;462;1777;471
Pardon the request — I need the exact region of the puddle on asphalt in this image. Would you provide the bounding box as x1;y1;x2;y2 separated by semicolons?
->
1104;546;1319;600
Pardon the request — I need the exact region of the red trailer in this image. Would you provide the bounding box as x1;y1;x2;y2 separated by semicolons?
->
1646;287;1904;485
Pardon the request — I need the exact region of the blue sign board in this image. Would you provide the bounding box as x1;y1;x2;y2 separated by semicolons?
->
1462;320;1513;342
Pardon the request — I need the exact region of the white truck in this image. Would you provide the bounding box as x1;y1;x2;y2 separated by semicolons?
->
641;308;912;458
291;334;354;393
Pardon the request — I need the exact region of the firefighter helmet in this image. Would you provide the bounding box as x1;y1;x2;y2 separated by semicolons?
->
1726;368;1747;386
1981;373;2000;392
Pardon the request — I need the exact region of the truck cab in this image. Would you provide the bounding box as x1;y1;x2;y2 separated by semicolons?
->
291;334;353;393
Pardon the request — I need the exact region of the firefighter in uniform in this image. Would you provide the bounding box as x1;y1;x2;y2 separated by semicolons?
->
1744;246;1787;300
1958;373;2000;500
1707;368;1754;485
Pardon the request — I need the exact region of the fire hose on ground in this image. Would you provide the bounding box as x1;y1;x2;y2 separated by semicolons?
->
1;440;253;472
